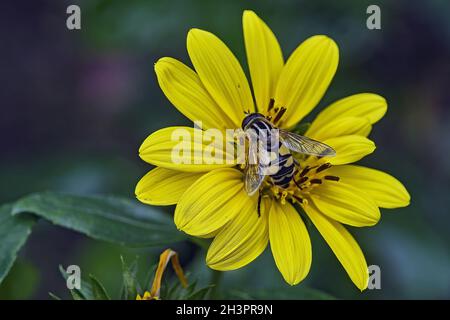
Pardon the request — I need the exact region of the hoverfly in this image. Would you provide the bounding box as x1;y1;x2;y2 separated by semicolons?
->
241;110;336;215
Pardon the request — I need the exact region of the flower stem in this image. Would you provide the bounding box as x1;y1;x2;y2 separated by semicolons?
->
189;237;222;298
210;269;223;299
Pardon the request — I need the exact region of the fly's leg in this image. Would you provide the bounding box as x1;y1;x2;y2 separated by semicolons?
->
257;192;262;218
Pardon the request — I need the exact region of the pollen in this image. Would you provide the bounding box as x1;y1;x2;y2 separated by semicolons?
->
280;190;289;204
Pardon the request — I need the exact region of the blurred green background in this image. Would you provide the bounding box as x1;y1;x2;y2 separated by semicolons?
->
1;0;449;299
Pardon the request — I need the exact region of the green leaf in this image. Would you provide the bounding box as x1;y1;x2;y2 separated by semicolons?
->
228;286;335;300
89;275;111;300
0;259;39;299
48;292;62;300
165;277;183;299
59;265;93;300
70;290;85;300
186;285;213;300
185;279;198;297
0;204;36;284
12;192;186;247
120;256;139;300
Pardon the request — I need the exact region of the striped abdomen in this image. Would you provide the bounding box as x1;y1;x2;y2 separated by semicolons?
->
270;144;295;188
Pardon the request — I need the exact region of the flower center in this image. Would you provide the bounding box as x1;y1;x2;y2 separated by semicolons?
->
262;160;340;205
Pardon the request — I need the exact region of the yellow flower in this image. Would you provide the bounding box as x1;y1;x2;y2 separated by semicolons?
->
136;10;410;291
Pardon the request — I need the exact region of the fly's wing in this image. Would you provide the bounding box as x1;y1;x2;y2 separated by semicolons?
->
246;129;271;166
244;132;266;195
279;129;336;157
244;163;265;196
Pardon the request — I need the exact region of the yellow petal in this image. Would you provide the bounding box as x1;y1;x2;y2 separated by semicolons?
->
135;168;203;205
155;57;236;129
327;165;410;208
321;135;376;166
269;201;312;285
243;10;283;113
303;203;368;291
306;116;372;141
139;127;235;172
187;28;254;126
174;168;245;237
310;181;380;227
275;35;339;128
207;197;269;270
308;93;387;134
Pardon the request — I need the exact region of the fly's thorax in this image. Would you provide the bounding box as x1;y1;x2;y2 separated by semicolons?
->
241;113;267;130
243;116;281;167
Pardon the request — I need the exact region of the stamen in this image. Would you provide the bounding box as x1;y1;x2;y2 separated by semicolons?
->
268;98;275;112
271;186;281;198
324;175;340;181
293;195;304;203
294;176;308;189
299;176;308;183
316;163;332;173
300;166;311;177
310;179;322;184
273;107;287;124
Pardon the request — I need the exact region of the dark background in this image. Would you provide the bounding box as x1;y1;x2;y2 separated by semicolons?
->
0;0;449;299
